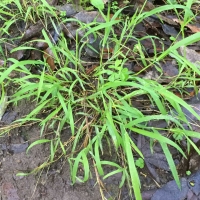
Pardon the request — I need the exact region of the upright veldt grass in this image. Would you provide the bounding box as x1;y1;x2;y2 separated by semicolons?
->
1;0;200;199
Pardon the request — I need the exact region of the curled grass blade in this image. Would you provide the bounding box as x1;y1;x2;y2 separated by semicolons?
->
26;139;51;153
71;148;89;184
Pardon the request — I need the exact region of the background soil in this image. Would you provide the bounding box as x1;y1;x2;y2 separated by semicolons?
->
0;100;134;200
0;100;103;200
0;98;177;200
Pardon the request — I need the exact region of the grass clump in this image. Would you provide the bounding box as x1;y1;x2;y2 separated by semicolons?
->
1;0;200;199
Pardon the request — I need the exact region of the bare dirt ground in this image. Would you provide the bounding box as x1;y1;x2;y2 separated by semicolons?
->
0;99;177;200
0;100;103;200
0;99;134;200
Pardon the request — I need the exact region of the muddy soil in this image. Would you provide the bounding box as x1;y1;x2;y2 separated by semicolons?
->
0;98;178;200
0;99;103;200
1;99;139;200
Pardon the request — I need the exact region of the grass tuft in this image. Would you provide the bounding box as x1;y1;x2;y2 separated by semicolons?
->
1;0;200;199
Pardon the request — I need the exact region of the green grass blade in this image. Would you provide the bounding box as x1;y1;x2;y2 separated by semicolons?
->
26;139;51;153
160;141;180;188
130;128;186;158
123;132;141;200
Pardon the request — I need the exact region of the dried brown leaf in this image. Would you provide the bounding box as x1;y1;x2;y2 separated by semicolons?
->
44;47;56;70
186;24;200;33
173;19;200;33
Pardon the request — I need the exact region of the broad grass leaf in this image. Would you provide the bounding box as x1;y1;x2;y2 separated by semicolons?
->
176;129;200;139
68;102;75;136
16;172;30;176
50;140;54;162
106;111;121;148
72;120;85;152
0;59;28;83
59;140;66;155
12;83;38;98
24;99;51;120
94;124;107;152
135;78;167;114
136;5;193;24
120;125;144;159
83;20;121;39
160;142;180;188
101;161;122;168
171;49;200;75
0;93;8;121
157;32;200;60
158;86;200;121
125;114;183;128
183;0;193;22
129;140;144;160
42;30;59;62
57;91;68;116
119;170;126;188
184;136;200;155
123;132;142;200
91;0;104;10
103;168;124;180
94;140;104;176
40;105;62;125
71;148;89;184
71;153;83;184
10;46;37;52
130;128;186;158
82;152;90;182
37;68;45;102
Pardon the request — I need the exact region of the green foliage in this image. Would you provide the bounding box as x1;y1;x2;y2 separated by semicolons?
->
186;170;191;176
90;0;104;10
135;158;144;169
